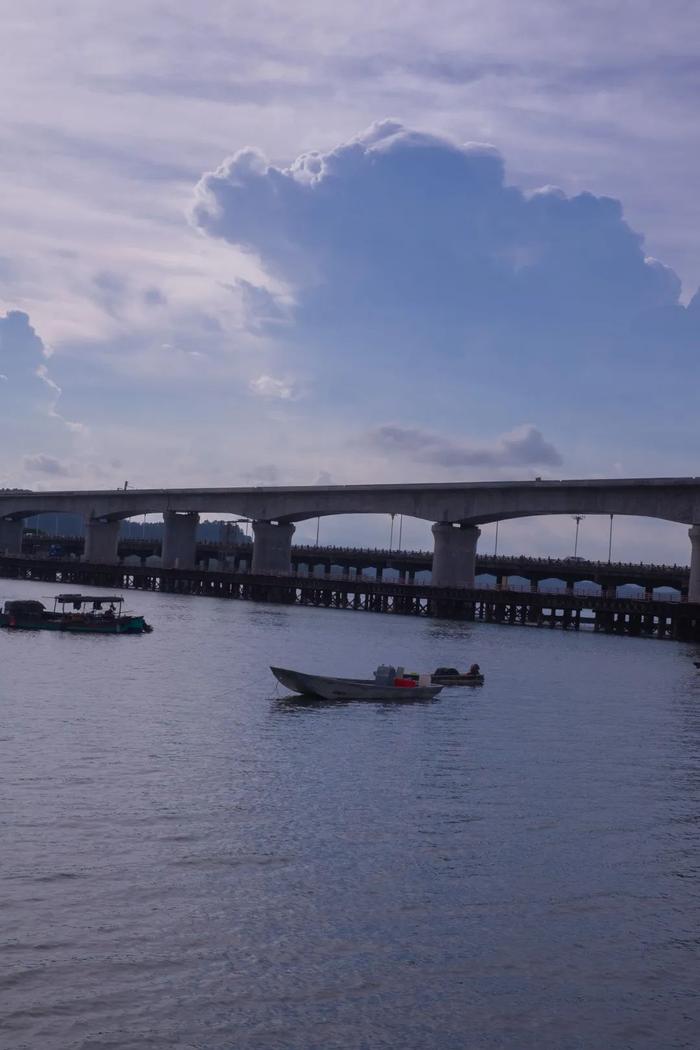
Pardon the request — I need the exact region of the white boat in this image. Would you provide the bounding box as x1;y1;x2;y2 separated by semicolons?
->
271;666;443;702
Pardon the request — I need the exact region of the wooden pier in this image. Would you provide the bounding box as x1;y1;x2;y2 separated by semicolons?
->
2;554;700;641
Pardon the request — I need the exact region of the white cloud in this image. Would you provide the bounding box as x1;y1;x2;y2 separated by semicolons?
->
249;373;298;400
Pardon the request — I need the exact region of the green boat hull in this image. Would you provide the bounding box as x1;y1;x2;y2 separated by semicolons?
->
0;614;151;634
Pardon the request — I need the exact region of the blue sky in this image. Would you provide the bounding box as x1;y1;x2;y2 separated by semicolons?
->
1;0;699;560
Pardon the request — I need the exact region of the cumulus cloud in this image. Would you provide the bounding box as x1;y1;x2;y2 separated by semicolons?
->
0;310;84;434
190;119;700;489
193;119;685;342
0;309;48;377
368;423;562;468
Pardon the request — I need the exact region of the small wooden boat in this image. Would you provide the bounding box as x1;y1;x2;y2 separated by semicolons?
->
271;666;442;702
429;667;485;686
0;594;153;634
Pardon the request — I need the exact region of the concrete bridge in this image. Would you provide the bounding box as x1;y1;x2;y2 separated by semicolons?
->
3;477;700;600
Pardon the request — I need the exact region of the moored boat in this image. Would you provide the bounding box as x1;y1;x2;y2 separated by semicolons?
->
430;666;485;686
0;594;153;634
271;666;442;701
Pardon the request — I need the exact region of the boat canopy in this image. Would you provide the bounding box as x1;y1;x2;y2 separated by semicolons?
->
54;594;124;607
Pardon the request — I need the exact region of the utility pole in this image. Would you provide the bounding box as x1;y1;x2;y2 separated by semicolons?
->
572;515;585;557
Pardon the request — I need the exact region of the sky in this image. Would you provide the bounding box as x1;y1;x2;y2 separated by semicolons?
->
1;0;699;560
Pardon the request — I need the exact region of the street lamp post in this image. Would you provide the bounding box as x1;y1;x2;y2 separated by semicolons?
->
608;514;614;563
494;520;500;557
572;515;585;557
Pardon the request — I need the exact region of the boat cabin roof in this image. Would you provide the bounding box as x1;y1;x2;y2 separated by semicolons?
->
54;593;124;605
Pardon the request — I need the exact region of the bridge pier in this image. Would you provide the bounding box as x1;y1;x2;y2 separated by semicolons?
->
252;521;295;574
0;517;24;554
431;523;481;588
84;518;120;564
162;511;199;569
688;526;700;602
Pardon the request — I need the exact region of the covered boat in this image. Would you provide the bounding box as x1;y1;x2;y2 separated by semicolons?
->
271;666;442;701
0;594;153;634
430;666;485;686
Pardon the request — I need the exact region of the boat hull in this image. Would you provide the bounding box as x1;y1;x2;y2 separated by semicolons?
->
431;674;485;686
0;614;151;634
271;666;442;702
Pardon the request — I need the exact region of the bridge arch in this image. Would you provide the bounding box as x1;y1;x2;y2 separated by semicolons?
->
1;480;700;595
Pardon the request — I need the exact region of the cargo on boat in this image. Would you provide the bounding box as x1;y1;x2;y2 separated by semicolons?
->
0;594;153;634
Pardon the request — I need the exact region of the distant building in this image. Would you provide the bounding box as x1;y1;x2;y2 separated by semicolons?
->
25;513;250;544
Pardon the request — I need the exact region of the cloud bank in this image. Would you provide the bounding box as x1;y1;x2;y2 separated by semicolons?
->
368;423;562;469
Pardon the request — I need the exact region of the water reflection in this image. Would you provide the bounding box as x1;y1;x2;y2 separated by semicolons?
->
273;694;443;712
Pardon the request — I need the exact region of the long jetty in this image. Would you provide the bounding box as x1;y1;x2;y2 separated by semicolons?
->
2;553;699;641
19;534;692;595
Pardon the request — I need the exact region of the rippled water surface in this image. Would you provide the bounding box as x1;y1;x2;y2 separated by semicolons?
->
2;579;700;1049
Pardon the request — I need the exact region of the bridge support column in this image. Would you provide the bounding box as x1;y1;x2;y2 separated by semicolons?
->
0;517;24;554
252;521;295;574
162;511;199;569
431;523;481;588
84;518;120;564
688;526;700;602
